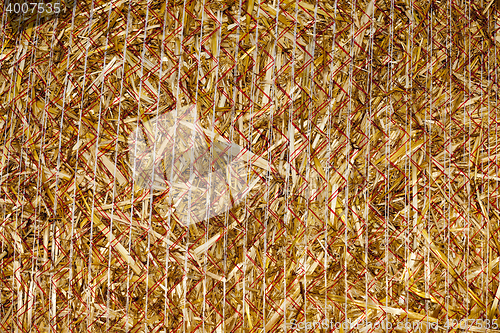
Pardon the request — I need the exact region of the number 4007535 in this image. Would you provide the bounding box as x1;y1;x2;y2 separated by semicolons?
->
5;1;61;15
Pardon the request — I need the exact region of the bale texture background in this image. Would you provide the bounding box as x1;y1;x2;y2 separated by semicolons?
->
1;0;500;332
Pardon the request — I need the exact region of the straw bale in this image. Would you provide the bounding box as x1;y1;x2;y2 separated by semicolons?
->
0;0;500;332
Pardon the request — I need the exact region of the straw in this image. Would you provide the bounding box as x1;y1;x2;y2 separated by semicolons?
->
0;0;499;331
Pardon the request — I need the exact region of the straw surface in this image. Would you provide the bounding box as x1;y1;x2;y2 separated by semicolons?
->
0;0;499;332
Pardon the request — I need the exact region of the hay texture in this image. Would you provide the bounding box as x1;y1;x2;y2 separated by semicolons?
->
0;0;500;332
